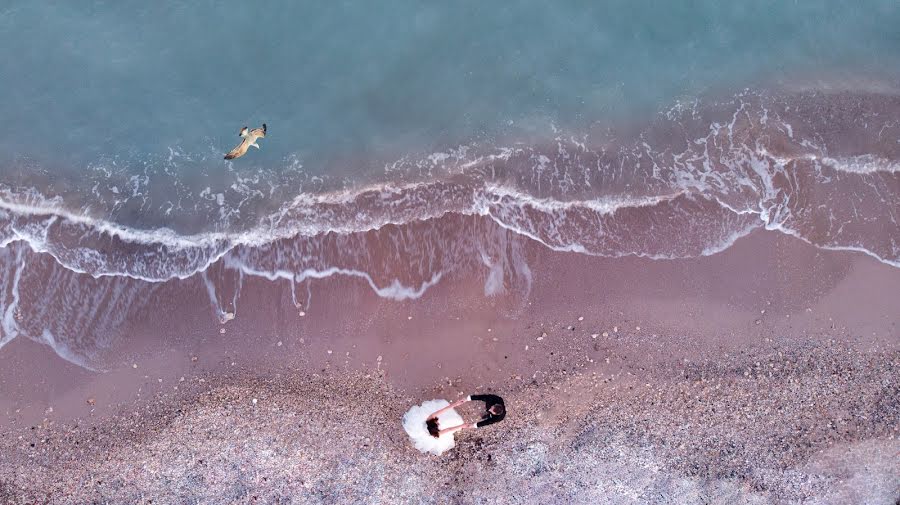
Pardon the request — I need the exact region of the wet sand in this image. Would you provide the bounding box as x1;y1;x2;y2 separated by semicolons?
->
1;230;898;504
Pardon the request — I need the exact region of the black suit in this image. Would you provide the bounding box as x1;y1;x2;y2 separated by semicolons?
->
470;394;506;427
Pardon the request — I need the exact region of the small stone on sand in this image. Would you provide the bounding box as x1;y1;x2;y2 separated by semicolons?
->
602;332;609;337
132;363;138;369
578;316;584;321
219;328;226;334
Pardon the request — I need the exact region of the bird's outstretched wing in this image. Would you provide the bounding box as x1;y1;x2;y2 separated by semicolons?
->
249;123;267;139
224;137;251;160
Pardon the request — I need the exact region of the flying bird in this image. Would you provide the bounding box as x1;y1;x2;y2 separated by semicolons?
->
224;123;267;160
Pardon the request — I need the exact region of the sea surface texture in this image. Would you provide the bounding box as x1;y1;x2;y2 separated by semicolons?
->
0;1;899;366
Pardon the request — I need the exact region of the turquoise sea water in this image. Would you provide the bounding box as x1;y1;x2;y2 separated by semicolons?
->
2;1;899;185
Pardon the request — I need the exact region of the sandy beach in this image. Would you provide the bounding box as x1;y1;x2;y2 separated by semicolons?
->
3;4;900;503
1;230;897;504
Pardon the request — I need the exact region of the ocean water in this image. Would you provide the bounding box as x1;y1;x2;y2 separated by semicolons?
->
1;1;899;366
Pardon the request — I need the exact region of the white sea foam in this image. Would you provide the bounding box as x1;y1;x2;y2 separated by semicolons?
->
478;183;686;216
39;329;100;372
699;222;762;256
821;154;900;174
0;177;711;284
0;247;25;350
764;220;900;269
2;150;897;292
222;254;445;302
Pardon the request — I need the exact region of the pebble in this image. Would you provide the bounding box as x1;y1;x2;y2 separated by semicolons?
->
613;326;619;333
86;398;96;406
578;316;584;321
299;311;306;317
132;364;138;369
602;332;609;337
219;328;226;334
277;341;283;347
251;398;258;405
191;356;198;362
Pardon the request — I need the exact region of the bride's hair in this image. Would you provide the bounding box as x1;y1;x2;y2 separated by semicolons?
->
426;418;440;438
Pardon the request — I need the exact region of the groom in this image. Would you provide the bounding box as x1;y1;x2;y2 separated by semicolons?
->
426;393;506;438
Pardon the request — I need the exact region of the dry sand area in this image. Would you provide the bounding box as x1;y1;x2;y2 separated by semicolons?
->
2;341;897;504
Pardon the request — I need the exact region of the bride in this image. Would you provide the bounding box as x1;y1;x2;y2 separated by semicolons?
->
402;394;507;455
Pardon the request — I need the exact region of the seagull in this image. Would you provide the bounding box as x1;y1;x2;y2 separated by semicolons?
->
224;123;267;160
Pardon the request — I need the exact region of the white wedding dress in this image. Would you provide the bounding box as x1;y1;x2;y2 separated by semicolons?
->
402;399;464;455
